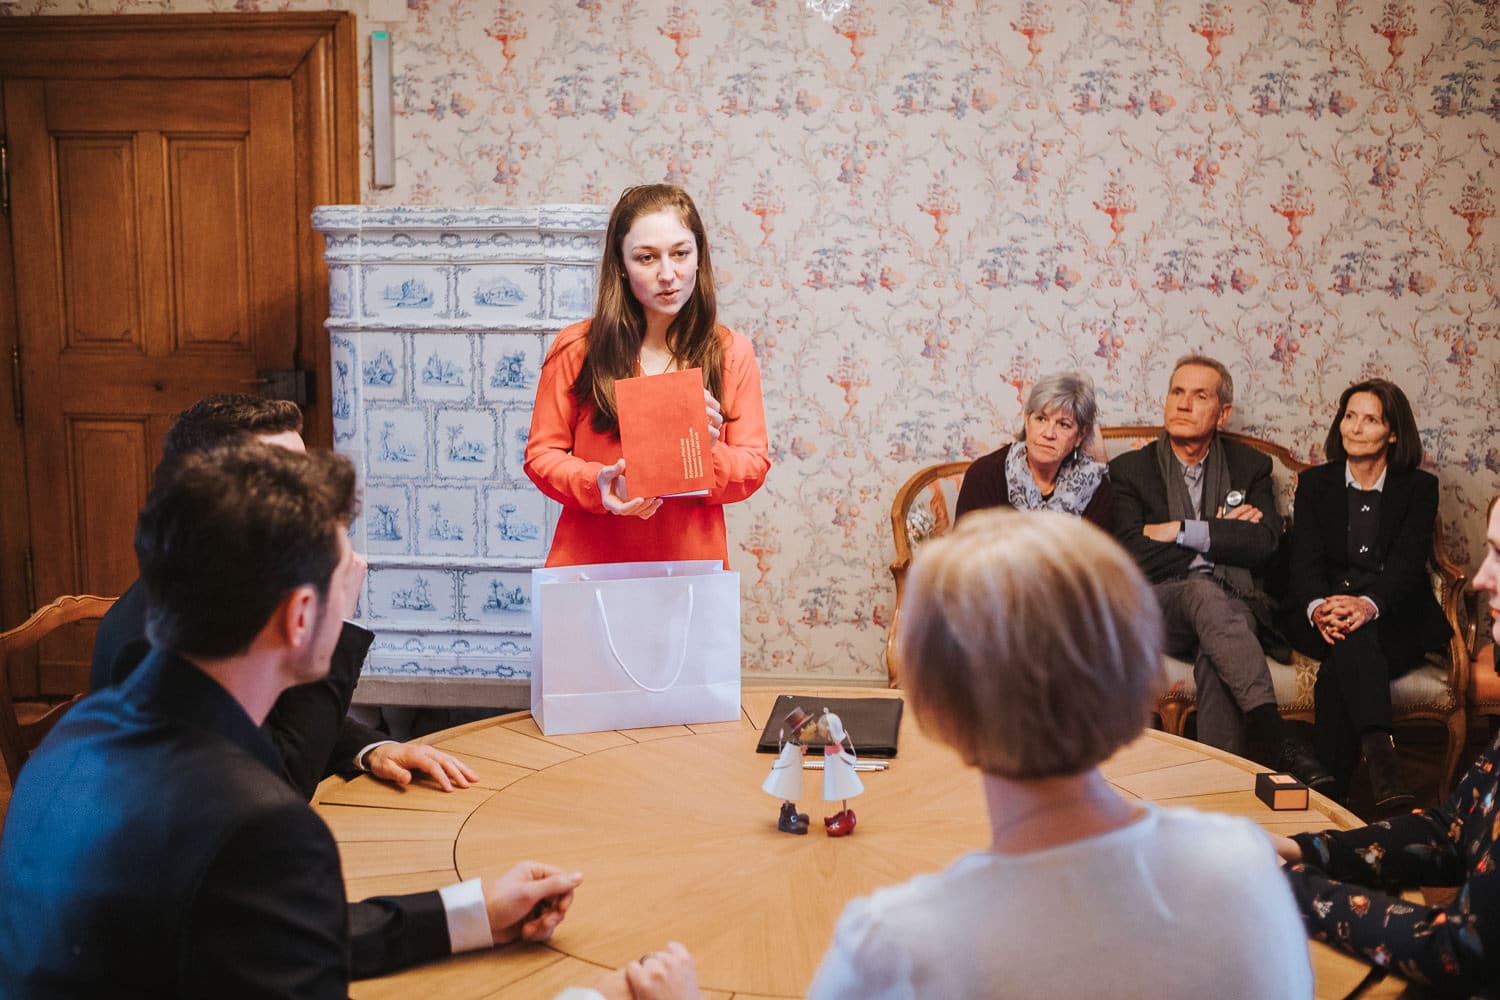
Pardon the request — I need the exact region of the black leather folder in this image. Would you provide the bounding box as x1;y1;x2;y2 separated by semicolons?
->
754;695;904;758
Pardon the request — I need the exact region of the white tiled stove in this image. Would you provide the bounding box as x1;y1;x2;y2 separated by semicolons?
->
314;205;608;706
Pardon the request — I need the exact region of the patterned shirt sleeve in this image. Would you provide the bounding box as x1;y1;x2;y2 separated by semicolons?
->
1281;738;1500;990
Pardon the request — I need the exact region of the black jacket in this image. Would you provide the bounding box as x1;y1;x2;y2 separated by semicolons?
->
91;579;381;800
1283;462;1451;667
1108;434;1282;585
1109;434;1289;657
0;650;450;997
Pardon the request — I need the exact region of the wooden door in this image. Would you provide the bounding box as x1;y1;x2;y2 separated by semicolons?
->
9;77;298;611
0;14;358;695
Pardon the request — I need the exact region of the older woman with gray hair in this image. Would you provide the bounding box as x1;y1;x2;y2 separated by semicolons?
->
954;371;1113;528
807;510;1312;998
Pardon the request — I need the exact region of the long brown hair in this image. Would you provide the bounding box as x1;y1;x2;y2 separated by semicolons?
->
572;184;724;435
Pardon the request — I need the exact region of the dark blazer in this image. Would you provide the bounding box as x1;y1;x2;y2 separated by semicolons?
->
91;579;382;800
953;442;1115;529
1284;462;1451;669
1109;433;1288;656
0;650;449;997
1108;434;1282;585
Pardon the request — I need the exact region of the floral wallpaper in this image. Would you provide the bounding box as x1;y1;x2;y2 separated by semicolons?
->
16;0;1500;681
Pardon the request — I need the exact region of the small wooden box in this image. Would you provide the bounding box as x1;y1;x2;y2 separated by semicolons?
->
1255;771;1309;811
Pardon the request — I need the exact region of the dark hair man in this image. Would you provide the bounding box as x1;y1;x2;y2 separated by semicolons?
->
0;443;581;994
90;393;474;797
1108;356;1331;790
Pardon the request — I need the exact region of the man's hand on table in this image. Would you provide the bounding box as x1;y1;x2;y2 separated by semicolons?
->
593;942;703;1000
486;861;583;945
366;742;478;791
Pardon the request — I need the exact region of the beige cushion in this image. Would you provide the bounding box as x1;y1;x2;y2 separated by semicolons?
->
1159;656;1195;705
1158;652;1452;714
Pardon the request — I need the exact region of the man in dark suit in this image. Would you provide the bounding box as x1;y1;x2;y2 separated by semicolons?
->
0;442;582;996
1110;355;1330;789
89;394;474;800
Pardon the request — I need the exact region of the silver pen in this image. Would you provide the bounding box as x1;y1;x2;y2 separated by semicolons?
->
803;760;889;771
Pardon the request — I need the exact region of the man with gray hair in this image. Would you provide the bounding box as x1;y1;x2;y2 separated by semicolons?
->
1109;355;1331;790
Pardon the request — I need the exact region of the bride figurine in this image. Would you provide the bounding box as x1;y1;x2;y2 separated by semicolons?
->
818;710;862;837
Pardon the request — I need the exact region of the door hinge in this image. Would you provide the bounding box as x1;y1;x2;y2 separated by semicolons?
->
23;545;35;614
1;137;9;216
10;344;22;425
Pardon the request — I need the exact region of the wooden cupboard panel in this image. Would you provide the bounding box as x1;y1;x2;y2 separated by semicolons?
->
246;79;299;366
45;78;249;132
68;418;148;598
56;137;141;350
168;139;250;351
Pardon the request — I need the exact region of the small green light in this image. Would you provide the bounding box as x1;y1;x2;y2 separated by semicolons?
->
374;30;388;39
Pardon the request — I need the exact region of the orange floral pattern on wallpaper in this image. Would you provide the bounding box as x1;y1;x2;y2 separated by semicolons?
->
17;0;1500;680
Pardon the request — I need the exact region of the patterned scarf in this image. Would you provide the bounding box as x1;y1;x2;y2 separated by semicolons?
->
1004;441;1108;517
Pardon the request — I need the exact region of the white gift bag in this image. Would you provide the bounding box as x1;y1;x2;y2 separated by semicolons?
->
531;560;742;736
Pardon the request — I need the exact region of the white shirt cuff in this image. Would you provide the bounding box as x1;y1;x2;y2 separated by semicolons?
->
1306;597;1325;625
1180;519;1211;552
354;740;400;771
438;877;494;953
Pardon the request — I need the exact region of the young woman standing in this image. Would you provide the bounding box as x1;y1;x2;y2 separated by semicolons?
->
525;185;769;567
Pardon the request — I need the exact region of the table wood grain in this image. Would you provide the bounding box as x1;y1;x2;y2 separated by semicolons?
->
316;689;1399;999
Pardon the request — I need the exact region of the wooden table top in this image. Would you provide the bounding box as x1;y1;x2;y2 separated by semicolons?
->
316;688;1400;999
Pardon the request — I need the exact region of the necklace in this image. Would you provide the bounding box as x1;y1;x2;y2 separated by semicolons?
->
638;350;675;377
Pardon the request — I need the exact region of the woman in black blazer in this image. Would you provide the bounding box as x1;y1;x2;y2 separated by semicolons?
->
1286;379;1450;811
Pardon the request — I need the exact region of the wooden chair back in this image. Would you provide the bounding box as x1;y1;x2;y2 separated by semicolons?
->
886;460;970;687
0;594;115;782
1470;644;1499;737
1099;424;1311;515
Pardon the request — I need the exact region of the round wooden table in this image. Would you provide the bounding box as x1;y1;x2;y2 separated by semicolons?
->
316;689;1399;999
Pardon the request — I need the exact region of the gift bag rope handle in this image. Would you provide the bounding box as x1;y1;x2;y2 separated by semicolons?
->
591;585;694;693
578;565;677;583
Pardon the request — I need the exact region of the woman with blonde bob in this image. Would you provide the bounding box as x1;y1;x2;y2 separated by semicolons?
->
808;509;1312;999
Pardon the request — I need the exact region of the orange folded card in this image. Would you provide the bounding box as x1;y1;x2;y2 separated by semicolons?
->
615;367;712;499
